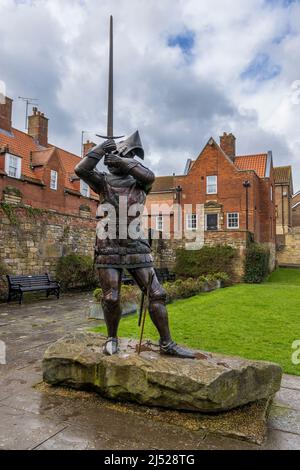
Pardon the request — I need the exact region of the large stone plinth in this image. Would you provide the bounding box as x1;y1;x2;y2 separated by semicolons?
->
42;332;282;413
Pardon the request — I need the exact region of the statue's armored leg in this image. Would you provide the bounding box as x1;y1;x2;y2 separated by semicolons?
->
98;268;122;355
128;267;195;359
128;267;171;343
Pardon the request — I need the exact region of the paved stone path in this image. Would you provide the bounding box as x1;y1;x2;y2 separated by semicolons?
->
0;292;299;450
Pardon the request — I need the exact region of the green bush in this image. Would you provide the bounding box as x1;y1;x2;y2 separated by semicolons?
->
175;245;237;279
94;284;141;307
3;186;23;197
163;278;201;302
244;244;270;284
163;273;227;303
0;260;9;301
56;254;97;291
93;272;229;307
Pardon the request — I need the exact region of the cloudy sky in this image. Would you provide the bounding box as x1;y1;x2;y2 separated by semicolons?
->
0;0;300;187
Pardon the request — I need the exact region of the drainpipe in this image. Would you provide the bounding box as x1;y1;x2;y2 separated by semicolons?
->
281;186;285;234
243;181;251;232
175;185;182;235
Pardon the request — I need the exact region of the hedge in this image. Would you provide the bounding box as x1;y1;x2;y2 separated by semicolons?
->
56;254;97;291
244;244;270;284
175;245;237;279
93;273;228;306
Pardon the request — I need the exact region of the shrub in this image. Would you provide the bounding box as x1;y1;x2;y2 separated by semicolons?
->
94;284;140;307
163;275;223;303
244;244;270;284
212;272;230;282
0;260;9;301
3;186;23;197
56;254;97;291
79;204;91;212
175;245;237;279
93;273;228;307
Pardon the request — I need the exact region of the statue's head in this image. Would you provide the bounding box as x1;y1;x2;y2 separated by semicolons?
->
116;130;144;160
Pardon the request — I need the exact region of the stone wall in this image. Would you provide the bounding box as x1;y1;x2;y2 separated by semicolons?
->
277;227;300;266
151;231;248;280
0;204;96;278
0;203;275;290
151;238;184;270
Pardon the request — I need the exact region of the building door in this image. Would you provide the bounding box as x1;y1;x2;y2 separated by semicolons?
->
206;213;218;231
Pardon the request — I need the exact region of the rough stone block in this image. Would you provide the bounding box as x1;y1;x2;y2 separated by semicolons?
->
43;332;282;413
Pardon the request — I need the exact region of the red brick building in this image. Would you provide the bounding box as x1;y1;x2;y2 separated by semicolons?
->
146;133;276;269
0;97;98;216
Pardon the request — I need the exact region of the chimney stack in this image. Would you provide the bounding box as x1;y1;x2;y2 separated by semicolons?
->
0;97;13;133
220;132;236;160
83;140;96;157
28;107;49;147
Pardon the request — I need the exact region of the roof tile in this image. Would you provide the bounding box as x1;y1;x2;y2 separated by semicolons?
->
0;128;98;198
234;154;268;178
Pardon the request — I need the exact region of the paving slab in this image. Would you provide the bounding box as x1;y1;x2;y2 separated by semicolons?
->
281;374;300;391
0;293;300;450
274;388;300;411
269;405;300;435
0;404;66;450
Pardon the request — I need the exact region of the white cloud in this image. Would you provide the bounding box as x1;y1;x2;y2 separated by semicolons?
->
0;0;299;187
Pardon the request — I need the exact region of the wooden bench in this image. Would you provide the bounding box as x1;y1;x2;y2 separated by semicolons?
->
7;273;60;305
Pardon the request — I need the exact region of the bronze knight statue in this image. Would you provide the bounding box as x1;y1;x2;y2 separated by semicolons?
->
75;134;195;358
75;16;194;358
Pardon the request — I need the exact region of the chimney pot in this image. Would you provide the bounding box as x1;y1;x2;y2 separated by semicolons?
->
83;140;96;157
28;107;49;147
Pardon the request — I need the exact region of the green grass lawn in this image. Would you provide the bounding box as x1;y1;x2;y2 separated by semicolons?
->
93;268;300;376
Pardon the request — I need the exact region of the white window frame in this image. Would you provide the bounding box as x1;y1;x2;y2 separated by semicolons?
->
227;212;239;229
156;215;163;231
205;213;219;231
5;153;22;179
80;180;90;198
270;185;273;202
186;213;198;231
206;175;217;194
50;170;58;191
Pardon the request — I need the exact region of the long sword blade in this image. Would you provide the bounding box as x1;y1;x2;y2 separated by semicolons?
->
107;15;113;138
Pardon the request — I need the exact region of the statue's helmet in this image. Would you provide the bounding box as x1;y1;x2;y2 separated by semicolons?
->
116;130;144;159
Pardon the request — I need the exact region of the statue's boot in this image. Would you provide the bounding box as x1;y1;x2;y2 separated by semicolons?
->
159;340;195;359
103;337;119;356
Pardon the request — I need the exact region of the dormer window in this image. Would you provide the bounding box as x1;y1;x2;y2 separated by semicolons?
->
80;180;90;198
5;153;21;179
50;170;58;190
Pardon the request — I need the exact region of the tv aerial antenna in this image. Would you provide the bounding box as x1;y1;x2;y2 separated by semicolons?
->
18;96;39;131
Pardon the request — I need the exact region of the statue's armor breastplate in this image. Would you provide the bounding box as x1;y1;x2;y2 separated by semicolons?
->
95;174;153;269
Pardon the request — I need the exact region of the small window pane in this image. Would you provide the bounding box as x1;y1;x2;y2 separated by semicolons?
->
227;213;239;229
156;215;163;231
80;180;90;198
50;170;58;190
186;214;197;230
5;154;21;179
207;175;217;194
